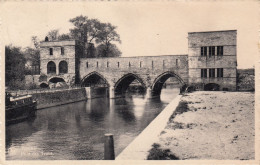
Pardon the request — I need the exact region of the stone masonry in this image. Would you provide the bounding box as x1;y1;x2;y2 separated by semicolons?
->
37;30;237;98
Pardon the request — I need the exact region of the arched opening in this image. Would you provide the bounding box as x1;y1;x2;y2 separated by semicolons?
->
81;72;109;87
47;61;56;74
59;61;68;74
204;83;220;91
49;77;65;83
40;83;49;88
114;73;146;95
151;71;185;96
48;77;67;89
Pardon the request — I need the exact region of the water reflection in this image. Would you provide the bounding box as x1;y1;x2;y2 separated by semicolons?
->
6;88;179;160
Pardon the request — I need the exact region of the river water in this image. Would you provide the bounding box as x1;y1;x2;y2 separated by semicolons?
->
6;88;179;160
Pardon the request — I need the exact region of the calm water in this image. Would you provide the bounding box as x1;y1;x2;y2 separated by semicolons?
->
6;88;179;160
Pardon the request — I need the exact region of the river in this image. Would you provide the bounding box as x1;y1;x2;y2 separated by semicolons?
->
6;88;179;160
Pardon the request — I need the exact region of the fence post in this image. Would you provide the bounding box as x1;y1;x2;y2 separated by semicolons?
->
104;133;115;160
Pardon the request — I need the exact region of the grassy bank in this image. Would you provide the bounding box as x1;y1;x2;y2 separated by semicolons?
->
147;91;255;160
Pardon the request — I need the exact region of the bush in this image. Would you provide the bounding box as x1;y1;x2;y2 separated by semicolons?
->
147;143;179;160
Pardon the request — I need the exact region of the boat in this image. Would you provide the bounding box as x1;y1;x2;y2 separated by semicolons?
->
5;92;37;125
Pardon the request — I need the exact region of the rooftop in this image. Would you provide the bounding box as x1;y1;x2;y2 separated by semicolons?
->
188;30;237;34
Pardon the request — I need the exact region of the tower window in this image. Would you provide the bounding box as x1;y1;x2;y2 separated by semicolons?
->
49;48;53;55
209;69;215;78
61;47;64;55
209;46;215;57
152;61;154;68
107;62;109;68
201;69;207;78
97;62;99;67
201;47;207;56
217;46;223;56
129;62;131;67
86;62;88;68
176;59;179;67
118;62;120;68
217;68;224;77
140;61;142;68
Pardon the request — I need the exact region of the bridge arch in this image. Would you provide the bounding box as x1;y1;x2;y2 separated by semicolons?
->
151;71;185;96
114;73;146;94
81;71;109;87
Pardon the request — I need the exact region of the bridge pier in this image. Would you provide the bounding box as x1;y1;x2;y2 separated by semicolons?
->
145;88;153;99
109;87;115;99
85;87;92;99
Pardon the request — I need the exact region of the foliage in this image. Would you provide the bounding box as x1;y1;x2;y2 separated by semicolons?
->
31;36;40;49
69;15;121;57
96;43;121;57
5;45;26;89
147;143;179;160
58;33;72;40
47;29;59;41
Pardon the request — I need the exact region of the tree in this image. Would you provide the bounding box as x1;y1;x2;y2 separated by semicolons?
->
69;16;104;57
96;23;121;57
31;36;40;49
69;15;122;58
5;45;26;89
58;33;71;40
96;43;121;57
47;29;59;41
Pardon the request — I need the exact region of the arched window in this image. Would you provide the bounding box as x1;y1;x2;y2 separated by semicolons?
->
47;61;56;74
59;61;68;74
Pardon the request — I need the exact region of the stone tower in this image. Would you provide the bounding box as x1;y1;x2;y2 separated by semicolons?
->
39;40;83;87
188;30;237;91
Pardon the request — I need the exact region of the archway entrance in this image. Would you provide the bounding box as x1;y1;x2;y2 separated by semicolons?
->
204;83;220;91
40;83;49;88
48;77;67;88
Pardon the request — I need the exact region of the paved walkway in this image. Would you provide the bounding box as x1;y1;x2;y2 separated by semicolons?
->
116;95;182;160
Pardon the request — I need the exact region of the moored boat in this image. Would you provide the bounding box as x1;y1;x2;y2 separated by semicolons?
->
6;92;37;125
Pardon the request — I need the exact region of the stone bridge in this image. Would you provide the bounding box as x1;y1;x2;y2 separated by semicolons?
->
79;55;188;98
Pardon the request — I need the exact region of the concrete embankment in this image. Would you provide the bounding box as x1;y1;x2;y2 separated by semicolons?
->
32;88;87;109
116;95;182;160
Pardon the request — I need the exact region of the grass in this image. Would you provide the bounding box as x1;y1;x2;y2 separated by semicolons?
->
168;101;189;122
147;143;179;160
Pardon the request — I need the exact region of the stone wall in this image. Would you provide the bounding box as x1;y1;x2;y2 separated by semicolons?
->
188;30;237;91
39;40;82;86
32;88;87;109
79;55;189;90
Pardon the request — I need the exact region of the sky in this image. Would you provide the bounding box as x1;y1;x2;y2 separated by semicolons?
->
1;1;259;69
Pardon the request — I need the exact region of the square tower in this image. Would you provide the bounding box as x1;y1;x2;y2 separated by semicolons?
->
40;40;83;86
188;30;237;91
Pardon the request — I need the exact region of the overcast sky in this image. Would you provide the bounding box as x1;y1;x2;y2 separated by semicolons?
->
1;1;258;69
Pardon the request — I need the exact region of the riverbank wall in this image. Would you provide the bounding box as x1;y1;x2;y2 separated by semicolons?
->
116;95;183;160
32;88;87;109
